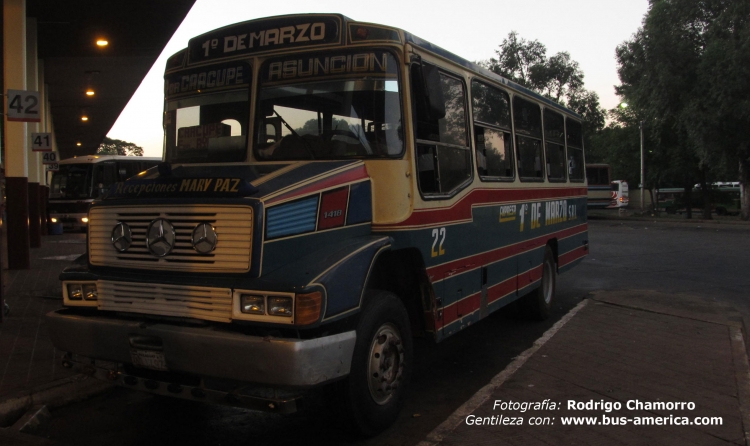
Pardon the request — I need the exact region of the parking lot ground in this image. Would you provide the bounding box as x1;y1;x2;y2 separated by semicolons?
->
420;290;750;446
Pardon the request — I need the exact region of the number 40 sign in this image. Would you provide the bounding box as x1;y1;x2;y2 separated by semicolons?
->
7;89;41;122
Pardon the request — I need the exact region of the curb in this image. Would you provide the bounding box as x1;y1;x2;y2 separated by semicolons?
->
588;213;750;227
0;374;112;427
417;299;590;446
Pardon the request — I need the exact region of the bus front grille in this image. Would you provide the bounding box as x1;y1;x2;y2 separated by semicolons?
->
89;205;253;273
97;280;232;322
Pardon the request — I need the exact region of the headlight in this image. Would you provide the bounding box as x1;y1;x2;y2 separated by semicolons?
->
50;217;58;223
240;295;265;315
268;296;293;317
83;284;98;300
64;282;98;306
67;284;83;300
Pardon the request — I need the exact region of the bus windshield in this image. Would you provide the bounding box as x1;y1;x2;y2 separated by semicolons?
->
50;164;92;199
254;51;403;161
164;89;249;164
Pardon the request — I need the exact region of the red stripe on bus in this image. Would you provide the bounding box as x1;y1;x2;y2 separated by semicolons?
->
436;291;481;330
559;245;589;267
379;187;587;228
517;265;543;290
434;263;546;330
266;165;368;204
427;224;588;280
487;276;517;304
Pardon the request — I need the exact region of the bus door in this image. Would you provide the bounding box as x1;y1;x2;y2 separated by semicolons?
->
412;60;476;338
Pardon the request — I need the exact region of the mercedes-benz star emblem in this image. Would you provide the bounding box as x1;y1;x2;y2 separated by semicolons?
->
111;222;132;252
146;218;176;257
192;222;218;254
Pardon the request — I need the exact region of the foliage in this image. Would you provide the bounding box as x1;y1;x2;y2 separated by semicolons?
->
614;0;750;219
481;31;605;159
96;137;144;156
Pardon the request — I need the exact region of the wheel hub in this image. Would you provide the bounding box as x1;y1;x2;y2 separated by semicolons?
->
367;323;405;405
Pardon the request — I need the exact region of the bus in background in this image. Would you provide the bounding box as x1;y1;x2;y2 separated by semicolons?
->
608;180;629;208
47;14;589;435
48;155;160;231
586;163;612;208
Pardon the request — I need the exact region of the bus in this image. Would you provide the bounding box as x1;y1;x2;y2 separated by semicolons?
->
586;163;611;207
48;155;160;231
47;14;589;435
608;180;629;208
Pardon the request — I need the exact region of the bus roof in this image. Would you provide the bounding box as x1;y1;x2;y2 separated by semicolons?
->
59;155;161;165
166;13;581;120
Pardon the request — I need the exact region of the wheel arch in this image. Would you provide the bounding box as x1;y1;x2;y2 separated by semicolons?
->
364;247;433;337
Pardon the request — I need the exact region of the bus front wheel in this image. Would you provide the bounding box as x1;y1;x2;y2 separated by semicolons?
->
521;246;556;321
335;291;413;436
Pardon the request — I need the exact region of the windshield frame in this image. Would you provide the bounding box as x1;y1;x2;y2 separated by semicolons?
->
250;46;407;163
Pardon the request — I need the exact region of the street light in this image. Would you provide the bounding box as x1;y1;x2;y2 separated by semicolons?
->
619;102;646;213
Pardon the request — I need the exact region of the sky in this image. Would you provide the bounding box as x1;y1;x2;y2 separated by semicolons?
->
107;0;650;157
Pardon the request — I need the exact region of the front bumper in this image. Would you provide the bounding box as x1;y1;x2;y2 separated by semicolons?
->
47;309;356;388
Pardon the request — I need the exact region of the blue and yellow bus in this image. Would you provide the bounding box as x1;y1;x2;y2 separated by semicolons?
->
48;14;589;435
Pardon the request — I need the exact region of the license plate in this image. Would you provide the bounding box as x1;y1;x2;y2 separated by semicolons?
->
130;349;168;371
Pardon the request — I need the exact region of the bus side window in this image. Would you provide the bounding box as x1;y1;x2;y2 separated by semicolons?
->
543;109;566;181
471;81;514;180
413;64;471;196
513;97;544;181
566;119;585;182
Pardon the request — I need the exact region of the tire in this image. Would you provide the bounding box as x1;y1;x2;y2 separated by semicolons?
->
334;291;412;437
520;246;556;321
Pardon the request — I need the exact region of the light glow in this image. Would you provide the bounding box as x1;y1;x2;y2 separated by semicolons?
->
96;39;108;47
81;116;89;122
86;90;95;96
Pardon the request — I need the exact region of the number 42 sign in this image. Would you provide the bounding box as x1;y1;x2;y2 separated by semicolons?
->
7;89;41;122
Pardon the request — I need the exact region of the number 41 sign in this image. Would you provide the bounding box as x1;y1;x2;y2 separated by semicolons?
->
31;133;52;152
7;89;41;122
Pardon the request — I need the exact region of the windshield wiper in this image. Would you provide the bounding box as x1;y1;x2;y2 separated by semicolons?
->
274;110;315;159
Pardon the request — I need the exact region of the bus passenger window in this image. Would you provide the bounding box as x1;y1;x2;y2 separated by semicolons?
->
513;97;543;180
544;109;566;181
414;67;472;196
566;119;585;181
471;81;514;180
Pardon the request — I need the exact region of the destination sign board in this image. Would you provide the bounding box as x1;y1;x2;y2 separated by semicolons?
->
188;15;341;63
164;61;250;97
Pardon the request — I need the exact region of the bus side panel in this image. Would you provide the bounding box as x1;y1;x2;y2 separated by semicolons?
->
379;194;588;342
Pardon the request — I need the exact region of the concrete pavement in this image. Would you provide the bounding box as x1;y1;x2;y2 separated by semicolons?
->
2;227;750;445
419;291;750;446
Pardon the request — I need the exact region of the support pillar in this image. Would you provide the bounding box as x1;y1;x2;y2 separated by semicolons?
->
39;185;48;235
6;178;30;269
28;182;40;248
3;0;30;269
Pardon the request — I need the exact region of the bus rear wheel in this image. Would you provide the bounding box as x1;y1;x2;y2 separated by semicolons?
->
334;291;412;436
521;246;556;320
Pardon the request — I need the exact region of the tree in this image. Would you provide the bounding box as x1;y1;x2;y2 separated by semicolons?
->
482;32;606;165
484;31;547;88
97;137;144;156
615;0;750;219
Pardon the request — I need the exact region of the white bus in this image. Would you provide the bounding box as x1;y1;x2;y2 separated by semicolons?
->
48;155;160;230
